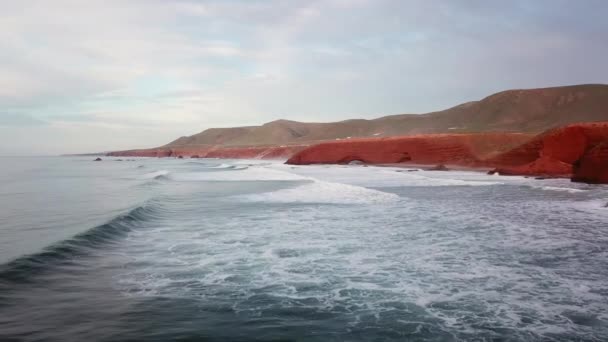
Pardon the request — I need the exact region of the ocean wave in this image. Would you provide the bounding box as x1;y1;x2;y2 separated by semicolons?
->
527;185;588;193
538;186;587;193
164;167;305;182
185;162;231;168
0;202;162;284
208;163;232;169
389;171;503;187
274;164;502;188
571;199;608;213
202;164;250;171
154;174;170;181
228;165;249;170
140;170;170;179
237;180;400;204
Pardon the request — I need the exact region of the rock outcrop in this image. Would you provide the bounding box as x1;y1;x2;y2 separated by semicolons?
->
285;123;608;183
488;123;608;178
105;84;608;183
572;140;608;183
286;133;533;166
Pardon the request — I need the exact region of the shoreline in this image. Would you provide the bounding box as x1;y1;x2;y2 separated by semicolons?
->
102;122;608;184
377;162;493;173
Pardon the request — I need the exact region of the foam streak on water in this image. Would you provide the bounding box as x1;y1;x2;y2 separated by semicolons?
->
1;157;607;341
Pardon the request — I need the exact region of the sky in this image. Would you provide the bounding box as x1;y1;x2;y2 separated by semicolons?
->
1;0;607;155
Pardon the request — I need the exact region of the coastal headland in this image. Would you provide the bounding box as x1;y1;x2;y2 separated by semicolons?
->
107;84;608;183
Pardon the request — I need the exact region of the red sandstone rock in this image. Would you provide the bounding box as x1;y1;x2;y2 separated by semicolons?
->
286;123;608;183
572;140;608;183
286;133;532;166
487;123;608;178
107;122;608;184
427;164;449;171
492;156;573;177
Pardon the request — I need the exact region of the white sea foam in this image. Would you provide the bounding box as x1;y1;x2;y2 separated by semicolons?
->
517;177;592;193
165;167;305;182
274;164;502;187
206;163;232;169
112;160;608;340
534;186;587;193
238;180;400;204
389;171;503;187
140;170;170;179
571;198;608;213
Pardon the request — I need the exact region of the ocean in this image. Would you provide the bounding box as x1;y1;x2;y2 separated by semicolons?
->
1;156;607;341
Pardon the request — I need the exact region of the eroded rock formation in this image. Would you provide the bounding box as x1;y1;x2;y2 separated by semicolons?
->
488;123;608;178
572;140;608;183
105;84;608;183
285;123;608;183
286;133;533;166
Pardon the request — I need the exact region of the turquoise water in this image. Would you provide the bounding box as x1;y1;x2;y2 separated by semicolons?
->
1;156;607;341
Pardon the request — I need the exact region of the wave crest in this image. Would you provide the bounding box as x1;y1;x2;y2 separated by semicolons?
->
238;180;400;204
0;202;161;284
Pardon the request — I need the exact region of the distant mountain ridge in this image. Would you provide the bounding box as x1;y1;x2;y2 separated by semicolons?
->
164;84;608;147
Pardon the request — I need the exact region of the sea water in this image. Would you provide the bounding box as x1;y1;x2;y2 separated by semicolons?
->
1;156;607;341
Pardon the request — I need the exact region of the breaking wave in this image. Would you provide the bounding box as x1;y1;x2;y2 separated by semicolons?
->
140;170;170;179
0;201;163;284
3;158;608;341
238;180;400;204
529;185;588;193
150;167;305;182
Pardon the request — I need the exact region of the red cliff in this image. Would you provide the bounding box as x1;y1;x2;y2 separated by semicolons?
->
104;84;608;183
285;123;608;183
572;140;608;184
286;133;533;166
106;123;608;183
488;123;608;178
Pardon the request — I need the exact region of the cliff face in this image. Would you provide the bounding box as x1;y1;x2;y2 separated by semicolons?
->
108;123;608;183
285;123;608;182
285;133;533;166
106;84;608;183
488;123;608;177
572;141;608;184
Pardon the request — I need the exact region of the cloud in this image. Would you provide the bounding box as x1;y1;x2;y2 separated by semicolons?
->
0;0;607;154
0;113;47;126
